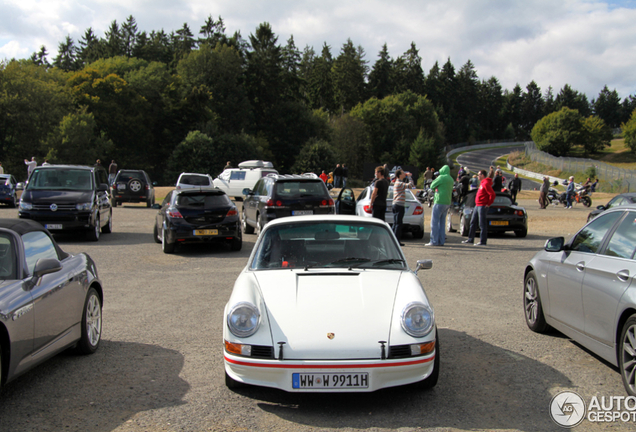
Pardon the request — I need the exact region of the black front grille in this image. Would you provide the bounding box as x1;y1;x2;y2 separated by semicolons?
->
388;345;412;359
251;345;274;359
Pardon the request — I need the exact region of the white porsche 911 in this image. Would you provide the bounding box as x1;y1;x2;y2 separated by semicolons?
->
223;215;439;392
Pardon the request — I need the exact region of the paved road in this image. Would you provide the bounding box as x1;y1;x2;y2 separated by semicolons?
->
457;146;542;190
0;202;628;431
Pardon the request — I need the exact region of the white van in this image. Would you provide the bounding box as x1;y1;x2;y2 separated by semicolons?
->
213;160;278;199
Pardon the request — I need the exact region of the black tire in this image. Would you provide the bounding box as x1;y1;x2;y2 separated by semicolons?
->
242;208;254;234
523;270;549;333
582;196;592;208
9;197;16;208
446;212;456;232
515;228;527;238
162;227;175;254
101;210;112;233
111;198;118;207
225;371;245;389
619;315;636;396
413;331;439;390
230;237;242;251
75;287;102;355
86;215;100;241
459;215;469;237
153;224;161;244
412;228;424;239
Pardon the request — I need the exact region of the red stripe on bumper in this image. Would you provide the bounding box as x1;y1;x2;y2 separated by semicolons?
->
224;354;434;369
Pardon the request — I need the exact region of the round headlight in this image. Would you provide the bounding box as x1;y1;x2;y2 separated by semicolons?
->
401;302;434;337
227;302;260;338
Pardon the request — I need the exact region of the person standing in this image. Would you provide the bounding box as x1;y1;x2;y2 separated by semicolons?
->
342;164;348;188
392;169;414;246
565;176;575;209
42;159;51;166
458;169;470;200
426;165;453;246
492;169;504;192
334;164;343;188
319;170;328;183
424;167;433;182
24;157;37;180
508;173;522;202
108;160;118;185
462;169;495;246
539;177;550;209
370;166;389;221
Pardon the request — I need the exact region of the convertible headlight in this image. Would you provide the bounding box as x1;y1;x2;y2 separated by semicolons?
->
401;302;434;337
19;200;32;211
227;302;260;338
76;202;92;211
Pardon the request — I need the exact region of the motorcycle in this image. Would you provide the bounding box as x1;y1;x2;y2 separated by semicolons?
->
546;181;592;207
416;179;435;207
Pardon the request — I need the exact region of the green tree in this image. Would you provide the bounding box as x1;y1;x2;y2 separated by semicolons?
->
53;36;80;72
593;85;622;128
477;76;504;140
44;107;113;164
331;113;369;180
520;81;545;138
78;28;104;65
531;107;583;156
581;115;612;155
555;84;591;117
409;129;443;172
290;138;337;174
368;44;393;100
332;39;367;113
392;42;425;96
30;46;50;68
622;109;636;152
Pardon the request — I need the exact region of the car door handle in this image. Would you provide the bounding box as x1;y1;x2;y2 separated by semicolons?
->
576;262;586;272
617;270;630;282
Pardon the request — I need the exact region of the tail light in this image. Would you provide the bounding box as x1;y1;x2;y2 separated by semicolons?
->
265;199;284;207
413;205;423;215
363;205;372;214
515;210;524;217
167;208;183;218
145;184;149;190
320;198;335;208
226;209;238;217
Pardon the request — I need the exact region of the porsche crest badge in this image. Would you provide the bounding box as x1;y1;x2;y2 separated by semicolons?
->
327;333;335;340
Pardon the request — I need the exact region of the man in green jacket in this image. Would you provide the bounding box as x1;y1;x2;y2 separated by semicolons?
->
426;165;454;246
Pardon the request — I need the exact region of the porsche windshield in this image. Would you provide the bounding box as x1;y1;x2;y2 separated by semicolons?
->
251;221;405;270
27;169;93;191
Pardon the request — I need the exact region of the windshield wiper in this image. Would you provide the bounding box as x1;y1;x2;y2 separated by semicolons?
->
329;257;371;265
372;259;405;266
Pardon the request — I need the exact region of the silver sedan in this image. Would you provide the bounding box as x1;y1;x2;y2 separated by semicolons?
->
523;205;636;395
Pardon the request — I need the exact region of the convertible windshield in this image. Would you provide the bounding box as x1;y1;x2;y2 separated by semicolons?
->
251;221;405;270
27;169;93;191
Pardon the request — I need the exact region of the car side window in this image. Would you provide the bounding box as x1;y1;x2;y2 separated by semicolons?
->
230;171;246;181
607;197;625;209
252;180;263;196
604;212;636;259
162;191;172;206
0;233;17;279
22;231;59;275
571;212;622;254
358;188;367;200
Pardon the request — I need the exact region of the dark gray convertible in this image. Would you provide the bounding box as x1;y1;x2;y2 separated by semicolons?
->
0;219;103;386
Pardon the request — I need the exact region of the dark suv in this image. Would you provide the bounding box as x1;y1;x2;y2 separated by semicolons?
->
241;174;335;234
17;165;113;241
111;170;155;207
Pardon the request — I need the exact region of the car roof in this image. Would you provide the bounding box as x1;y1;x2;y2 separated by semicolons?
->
179;172;211;177
266;214;388;228
0;218;51;235
174;187;225;196
33;164;99;171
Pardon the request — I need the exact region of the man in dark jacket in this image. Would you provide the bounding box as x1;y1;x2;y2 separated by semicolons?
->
508;173;522;202
334;164;343;188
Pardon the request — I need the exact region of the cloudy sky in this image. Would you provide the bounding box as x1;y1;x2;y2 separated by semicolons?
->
2;0;635;100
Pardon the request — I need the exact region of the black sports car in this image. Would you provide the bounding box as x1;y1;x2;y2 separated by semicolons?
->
447;190;528;238
154;188;242;253
587;193;636;222
0;218;103;386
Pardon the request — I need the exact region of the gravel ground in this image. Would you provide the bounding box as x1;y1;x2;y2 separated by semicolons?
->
0;193;630;432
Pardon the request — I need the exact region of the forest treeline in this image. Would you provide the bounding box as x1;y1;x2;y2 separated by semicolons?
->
2;15;635;184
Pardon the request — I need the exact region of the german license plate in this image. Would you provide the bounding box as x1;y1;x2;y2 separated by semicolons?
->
117;184;126;190
490;221;508;226
194;229;218;235
45;224;62;230
292;210;313;216
292;372;369;389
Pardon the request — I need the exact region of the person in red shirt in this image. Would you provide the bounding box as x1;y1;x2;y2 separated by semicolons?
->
462;169;496;246
319;170;328;183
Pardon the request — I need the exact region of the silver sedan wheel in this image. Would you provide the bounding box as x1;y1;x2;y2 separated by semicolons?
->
620;316;636;396
524;277;539;325
85;293;102;347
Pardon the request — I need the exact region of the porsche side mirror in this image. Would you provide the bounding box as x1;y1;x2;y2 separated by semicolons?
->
415;259;433;274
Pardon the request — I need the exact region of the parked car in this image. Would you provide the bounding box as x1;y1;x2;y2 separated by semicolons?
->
0;174;19;207
241;174;334;235
17;165;113;241
214;160;278;200
176;173;215;190
523;206;636;396
223;215;438;392
587;192;636;222
342;185;424;239
154;188;241;253
447;190;527;238
111;169;155;207
0;218;103;386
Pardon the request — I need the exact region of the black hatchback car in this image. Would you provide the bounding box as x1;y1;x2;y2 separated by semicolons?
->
17;165;113;241
111;169;155;207
241;174;335;234
154;188;241;253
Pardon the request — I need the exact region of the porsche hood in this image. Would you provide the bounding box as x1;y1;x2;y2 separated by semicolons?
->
254;270;402;360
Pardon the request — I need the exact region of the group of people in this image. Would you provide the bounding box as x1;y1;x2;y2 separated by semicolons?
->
20;157;119;184
538;175;599;209
320;164;348;189
369;166;414;246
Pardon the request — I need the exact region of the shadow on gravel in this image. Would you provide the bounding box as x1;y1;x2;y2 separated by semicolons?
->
0;341;189;432
233;329;571;431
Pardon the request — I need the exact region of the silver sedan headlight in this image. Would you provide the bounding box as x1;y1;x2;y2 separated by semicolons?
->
19;200;32;211
227;302;260;338
76;202;92;211
401;302;434;337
